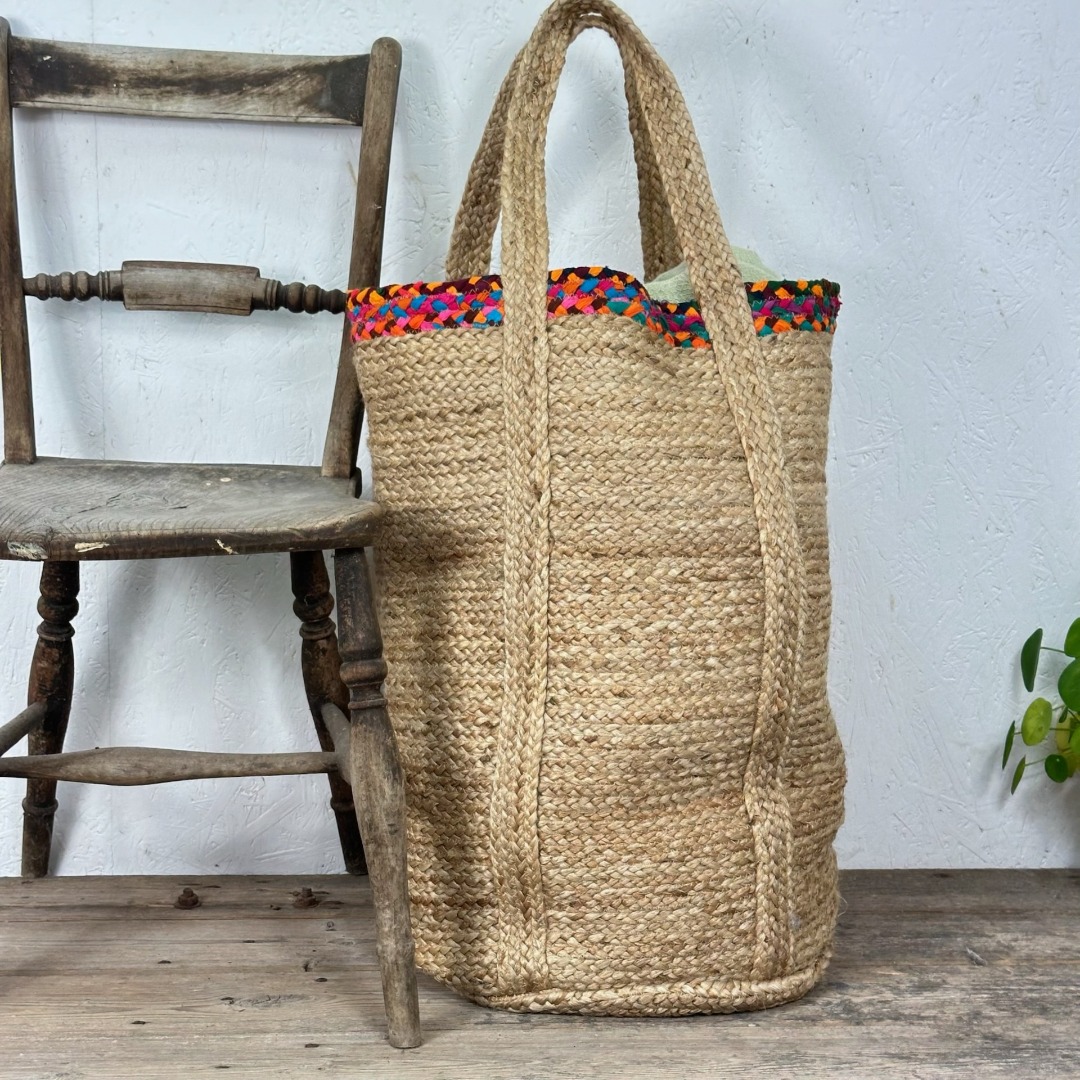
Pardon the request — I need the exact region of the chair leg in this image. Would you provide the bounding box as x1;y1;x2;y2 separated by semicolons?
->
333;548;420;1050
21;561;80;878
290;551;367;876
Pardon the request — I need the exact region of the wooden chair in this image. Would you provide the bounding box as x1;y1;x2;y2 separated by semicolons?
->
0;24;420;1048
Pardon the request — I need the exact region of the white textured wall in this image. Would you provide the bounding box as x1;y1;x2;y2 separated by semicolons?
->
1;0;1077;874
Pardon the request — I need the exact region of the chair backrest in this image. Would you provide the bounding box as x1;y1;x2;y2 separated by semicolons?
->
0;22;401;478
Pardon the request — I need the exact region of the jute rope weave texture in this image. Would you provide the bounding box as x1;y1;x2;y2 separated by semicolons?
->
353;0;845;1014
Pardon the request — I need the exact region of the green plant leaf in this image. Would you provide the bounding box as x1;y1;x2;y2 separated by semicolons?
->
1060;660;1080;710
1069;727;1080;755
1021;698;1053;745
1066;619;1080;658
1021;628;1044;691
1046;754;1069;783
1057;707;1073;749
1011;756;1027;793
1067;751;1080;777
1002;722;1016;769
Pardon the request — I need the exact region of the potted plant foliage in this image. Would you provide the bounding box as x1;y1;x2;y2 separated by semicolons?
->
1002;620;1080;791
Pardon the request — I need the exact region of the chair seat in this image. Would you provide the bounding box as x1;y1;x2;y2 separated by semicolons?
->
0;457;381;561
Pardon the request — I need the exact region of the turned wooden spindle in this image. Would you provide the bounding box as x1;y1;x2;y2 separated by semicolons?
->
23;262;347;315
290;550;367;876
333;549;420;1050
260;278;348;315
22;269;124;303
22;561;80;878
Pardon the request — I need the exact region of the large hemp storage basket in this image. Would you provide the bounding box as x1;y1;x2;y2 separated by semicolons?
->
347;0;846;1014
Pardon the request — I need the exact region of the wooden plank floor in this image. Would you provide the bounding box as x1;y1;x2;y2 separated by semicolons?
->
0;869;1076;1078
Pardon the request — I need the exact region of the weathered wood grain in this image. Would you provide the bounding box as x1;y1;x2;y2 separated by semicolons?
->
335;549;420;1048
111;260;344;315
290;551;367;876
9;36;369;124
0;746;339;785
0;701;45;757
0;19;34;463
0;458;380;561
21;561;78;877
320;704;353;777
0;28;408;1050
23;261;348;316
0;870;1076;1078
322;37;401;479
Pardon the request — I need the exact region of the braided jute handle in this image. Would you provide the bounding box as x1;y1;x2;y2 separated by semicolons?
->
489;0;807;994
445;23;678;281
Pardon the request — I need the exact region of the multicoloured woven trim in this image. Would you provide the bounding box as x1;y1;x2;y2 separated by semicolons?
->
346;267;840;349
746;279;840;337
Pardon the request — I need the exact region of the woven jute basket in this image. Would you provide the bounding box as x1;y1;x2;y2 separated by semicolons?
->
348;0;845;1015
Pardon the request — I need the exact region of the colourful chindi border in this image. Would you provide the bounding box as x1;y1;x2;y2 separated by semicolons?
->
347;266;840;347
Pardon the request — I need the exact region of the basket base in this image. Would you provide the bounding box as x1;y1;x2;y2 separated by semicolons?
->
432;950;834;1017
